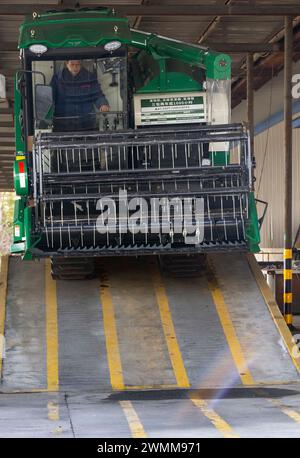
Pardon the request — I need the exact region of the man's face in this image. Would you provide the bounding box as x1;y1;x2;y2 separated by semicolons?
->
66;60;81;76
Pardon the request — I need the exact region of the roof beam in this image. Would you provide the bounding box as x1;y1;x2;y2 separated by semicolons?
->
232;25;300;107
0;144;16;152
0;122;13;128
0;142;15;147
0;165;13;170
0;128;15;134
0;169;12;177
0;45;18;52
0;108;13;115
0;4;300;16
205;42;284;53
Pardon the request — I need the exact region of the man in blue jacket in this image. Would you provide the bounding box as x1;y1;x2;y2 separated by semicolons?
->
51;60;109;131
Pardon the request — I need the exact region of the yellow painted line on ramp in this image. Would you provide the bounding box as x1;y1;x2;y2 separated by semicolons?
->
149;259;190;389
189;392;239;438
45;260;59;392
278;406;300;425
247;254;300;374
48;400;63;435
100;273;125;391
47;401;60;421
206;260;254;386
0;256;8;377
125;384;178;390
254;387;300;428
120;400;148;438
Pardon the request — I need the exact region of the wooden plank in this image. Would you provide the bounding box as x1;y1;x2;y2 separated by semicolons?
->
0;141;15;147
0;122;13;128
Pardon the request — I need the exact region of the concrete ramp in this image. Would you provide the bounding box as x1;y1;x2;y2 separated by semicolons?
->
210;253;299;384
0;253;299;393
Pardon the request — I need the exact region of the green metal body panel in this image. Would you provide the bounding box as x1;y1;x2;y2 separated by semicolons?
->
12;75;30;256
19;8;230;80
12;198;25;241
11;197;25;253
245;192;261;253
10;242;26;254
130;30;231;79
204;52;231;80
137;71;202;94
209;151;230;166
23;206;34;260
14;76;26;154
19;9;130;49
11;198;33;259
13;158;29;196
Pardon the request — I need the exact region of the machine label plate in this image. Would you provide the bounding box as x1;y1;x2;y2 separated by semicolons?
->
134;92;206;126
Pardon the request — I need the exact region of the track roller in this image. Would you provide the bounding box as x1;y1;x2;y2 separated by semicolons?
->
51;257;96;280
158;254;207;278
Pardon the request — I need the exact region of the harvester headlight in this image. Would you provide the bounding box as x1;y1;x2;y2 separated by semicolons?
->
104;41;122;52
29;44;48;55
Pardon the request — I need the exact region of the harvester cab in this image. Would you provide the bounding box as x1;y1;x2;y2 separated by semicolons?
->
11;7;261;279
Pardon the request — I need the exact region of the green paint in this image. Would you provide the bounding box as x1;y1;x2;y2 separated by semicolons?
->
19;8;130;49
19;8;231;81
204;53;231;80
10;242;26;254
14;7;260;259
11;197;26;255
14;76;26;154
137;72;202;94
12;198;25;241
245;192;261;253
209;151;230;166
13;159;28;196
11;198;35;260
131;30;231;80
23;206;34;260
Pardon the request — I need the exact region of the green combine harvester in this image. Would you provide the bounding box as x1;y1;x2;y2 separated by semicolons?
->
11;6;261;279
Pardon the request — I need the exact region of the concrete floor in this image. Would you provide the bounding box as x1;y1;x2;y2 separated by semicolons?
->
1;386;300;437
1;254;300;438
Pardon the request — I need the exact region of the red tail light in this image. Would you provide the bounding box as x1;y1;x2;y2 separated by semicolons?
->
18;161;25;173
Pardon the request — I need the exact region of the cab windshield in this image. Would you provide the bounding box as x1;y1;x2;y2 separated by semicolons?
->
31;56;127;132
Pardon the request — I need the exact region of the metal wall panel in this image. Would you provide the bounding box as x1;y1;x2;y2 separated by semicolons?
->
254;123;300;249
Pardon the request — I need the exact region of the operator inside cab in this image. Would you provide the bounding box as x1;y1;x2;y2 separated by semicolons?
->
50;60;110;132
